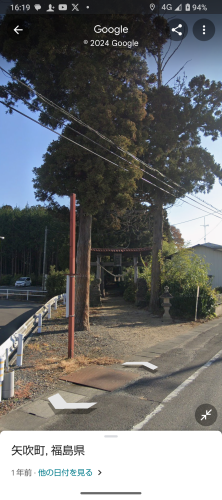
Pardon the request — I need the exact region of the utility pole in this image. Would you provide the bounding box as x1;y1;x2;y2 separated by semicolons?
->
68;193;76;358
42;226;48;291
200;217;209;243
149;35;163;311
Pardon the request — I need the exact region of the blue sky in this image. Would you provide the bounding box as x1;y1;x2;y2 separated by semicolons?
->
1;13;222;246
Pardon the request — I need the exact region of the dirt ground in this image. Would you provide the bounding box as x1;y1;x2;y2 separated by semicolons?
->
88;295;199;357
0;295;204;416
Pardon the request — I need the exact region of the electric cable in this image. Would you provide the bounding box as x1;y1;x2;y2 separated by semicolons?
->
6;89;132;168
192;219;222;246
172;214;212;225
2;98;222;222
0;66;220;212
2;65;222;220
0;100;126;170
4;85;222;223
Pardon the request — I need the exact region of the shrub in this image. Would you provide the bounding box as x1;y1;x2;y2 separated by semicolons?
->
30;274;42;286
122;267;137;303
0;274;12;286
168;285;216;319
141;250;216;319
46;265;68;299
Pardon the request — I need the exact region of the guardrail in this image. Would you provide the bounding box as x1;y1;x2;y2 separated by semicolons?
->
0;293;65;361
0;289;48;300
0;292;66;400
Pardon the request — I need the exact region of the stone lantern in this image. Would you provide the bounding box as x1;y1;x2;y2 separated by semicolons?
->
160;286;173;322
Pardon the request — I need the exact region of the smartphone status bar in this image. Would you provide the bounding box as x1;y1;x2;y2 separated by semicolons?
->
1;0;222;15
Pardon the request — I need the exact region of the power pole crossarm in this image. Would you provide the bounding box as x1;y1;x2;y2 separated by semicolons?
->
200;217;209;243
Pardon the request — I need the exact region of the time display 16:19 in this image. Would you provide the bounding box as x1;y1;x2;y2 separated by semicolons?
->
10;4;31;10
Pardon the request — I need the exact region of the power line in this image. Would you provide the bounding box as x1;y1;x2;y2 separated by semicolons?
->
172;214;211;225
6;88;133;169
2;65;222;221
0;73;183;196
2;98;222;224
192;219;222;246
2;65;222;220
5;87;222;223
2;64;222;216
0;101;126;170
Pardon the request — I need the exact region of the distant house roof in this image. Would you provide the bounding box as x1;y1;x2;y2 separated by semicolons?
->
166;242;222;260
190;243;222;252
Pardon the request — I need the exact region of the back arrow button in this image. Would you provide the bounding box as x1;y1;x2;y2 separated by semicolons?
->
14;25;23;35
7;19;29;40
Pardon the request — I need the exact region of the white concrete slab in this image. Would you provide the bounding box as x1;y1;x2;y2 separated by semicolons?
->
48;393;96;410
122;361;158;372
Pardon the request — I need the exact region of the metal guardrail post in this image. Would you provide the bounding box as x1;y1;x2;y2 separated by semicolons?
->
2;371;14;399
16;333;24;367
54;298;58;310
48;303;51;319
7;289;8;299
0;356;5;402
5;348;9;370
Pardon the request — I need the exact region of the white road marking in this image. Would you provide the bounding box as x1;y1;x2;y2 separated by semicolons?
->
122;361;158;372
48;393;97;410
131;348;222;431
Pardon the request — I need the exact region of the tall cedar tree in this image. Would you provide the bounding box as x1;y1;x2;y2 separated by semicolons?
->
139;56;222;309
0;14;169;328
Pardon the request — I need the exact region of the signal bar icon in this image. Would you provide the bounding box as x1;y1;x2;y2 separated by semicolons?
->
175;3;182;10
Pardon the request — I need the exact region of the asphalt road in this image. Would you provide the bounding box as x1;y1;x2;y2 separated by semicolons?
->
39;319;222;431
0;300;41;345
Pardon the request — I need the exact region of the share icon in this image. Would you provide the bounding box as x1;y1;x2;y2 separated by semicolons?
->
168;19;188;41
171;23;183;36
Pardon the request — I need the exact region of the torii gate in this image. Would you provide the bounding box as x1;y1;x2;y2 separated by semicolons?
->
91;247;152;292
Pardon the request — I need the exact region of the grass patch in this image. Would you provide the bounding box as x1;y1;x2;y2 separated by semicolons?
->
14;380;33;399
34;354;123;373
27;343;41;352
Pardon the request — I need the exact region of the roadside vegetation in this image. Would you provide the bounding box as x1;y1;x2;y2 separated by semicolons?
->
122;247;216;319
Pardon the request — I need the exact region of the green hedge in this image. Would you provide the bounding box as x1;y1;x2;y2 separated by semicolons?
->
161;284;216;319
